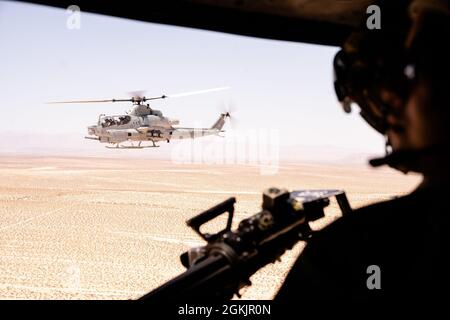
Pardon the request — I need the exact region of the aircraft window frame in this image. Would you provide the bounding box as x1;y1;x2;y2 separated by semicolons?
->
115;115;131;125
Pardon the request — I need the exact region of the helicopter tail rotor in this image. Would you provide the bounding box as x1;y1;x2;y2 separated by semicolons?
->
218;101;239;129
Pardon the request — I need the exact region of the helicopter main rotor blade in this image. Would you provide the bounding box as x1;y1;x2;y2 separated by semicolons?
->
166;86;230;98
141;86;230;101
143;95;167;101
127;90;146;99
47;87;229;104
47;98;132;104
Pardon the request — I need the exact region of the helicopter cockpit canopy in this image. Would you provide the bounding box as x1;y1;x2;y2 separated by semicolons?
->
100;115;131;128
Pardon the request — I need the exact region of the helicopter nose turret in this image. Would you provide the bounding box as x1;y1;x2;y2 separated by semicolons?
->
87;125;97;135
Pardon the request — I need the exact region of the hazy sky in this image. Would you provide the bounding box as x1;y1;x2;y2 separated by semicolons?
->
0;1;385;158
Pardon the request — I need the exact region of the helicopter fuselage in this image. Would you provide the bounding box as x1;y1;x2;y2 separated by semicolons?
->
85;104;229;148
88;111;178;143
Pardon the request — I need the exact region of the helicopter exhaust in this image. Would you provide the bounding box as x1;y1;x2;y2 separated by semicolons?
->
169;118;180;126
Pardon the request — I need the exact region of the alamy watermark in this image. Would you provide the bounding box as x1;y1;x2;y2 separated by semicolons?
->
366;264;381;290
66;5;81;30
58;262;81;292
170;128;280;175
367;5;381;30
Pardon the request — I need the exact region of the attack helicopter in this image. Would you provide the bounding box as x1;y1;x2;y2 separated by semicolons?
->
49;87;231;148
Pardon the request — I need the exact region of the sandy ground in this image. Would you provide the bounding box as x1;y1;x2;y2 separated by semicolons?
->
0;156;421;300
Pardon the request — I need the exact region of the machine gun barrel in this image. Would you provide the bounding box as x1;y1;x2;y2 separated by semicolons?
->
140;188;351;301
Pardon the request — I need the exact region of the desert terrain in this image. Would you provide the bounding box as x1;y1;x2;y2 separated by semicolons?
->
0;155;420;299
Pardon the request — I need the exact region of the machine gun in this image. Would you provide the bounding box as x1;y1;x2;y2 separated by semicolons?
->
140;187;352;301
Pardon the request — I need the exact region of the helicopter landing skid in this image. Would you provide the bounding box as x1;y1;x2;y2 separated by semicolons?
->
106;141;159;149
